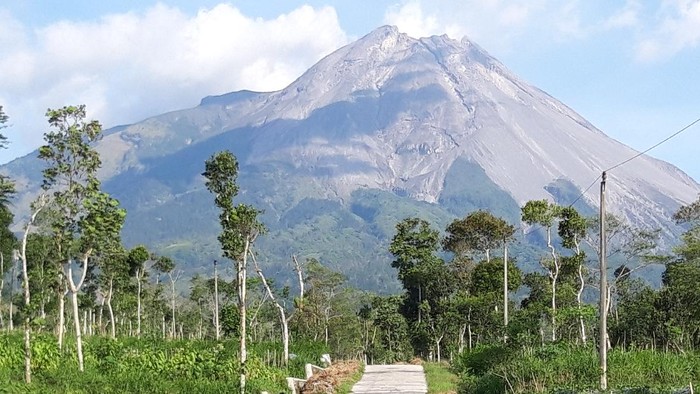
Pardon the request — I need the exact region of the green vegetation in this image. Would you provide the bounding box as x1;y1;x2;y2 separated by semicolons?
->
455;343;699;393
0;333;326;393
2;103;700;393
336;362;365;394
424;362;459;394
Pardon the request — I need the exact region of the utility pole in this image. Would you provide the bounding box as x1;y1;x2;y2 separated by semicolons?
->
599;171;608;391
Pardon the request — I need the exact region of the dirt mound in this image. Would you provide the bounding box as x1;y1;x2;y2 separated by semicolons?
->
301;360;362;394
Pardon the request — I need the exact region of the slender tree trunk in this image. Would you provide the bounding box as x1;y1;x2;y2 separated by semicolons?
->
251;251;290;365
577;262;587;344
20;200;45;384
168;271;181;339
107;277;115;339
0;253;4;330
292;255;304;305
459;323;466;353
98;297;105;335
214;261;220;340
8;260;14;331
198;303;203;340
468;307;473;350
57;283;65;351
546;228;559;342
503;240;509;342
136;268;143;337
66;252;91;372
239;237;250;394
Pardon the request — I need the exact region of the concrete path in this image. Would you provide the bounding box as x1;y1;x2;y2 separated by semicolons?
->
351;364;427;393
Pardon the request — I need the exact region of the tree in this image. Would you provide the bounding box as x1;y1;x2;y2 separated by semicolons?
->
0;105;9;148
0;106;13;208
38;105;125;371
17;196;47;383
390;217;454;358
557;206;589;344
126;245;151;337
522;199;561;341
390;218;441;323
444;210;512;263
203;150;263;394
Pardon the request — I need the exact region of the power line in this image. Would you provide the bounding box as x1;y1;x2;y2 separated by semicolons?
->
606;116;700;172
564;116;700;209
568;174;602;208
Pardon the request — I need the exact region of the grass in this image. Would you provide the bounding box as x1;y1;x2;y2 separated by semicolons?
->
336;362;365;394
0;333;328;393
424;362;459;394
454;343;700;393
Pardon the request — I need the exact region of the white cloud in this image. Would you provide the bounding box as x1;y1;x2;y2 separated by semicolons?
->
383;2;442;38
603;0;641;29
381;0;596;52
635;0;700;62
0;3;348;162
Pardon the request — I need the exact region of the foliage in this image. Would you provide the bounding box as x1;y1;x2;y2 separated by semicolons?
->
423;362;459;394
454;343;700;393
0;333;328;393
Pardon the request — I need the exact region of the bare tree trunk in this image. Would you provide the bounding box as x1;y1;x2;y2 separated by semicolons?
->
136;268;143;337
107;277;116;339
239;237;250;394
66;251;91;372
214;261;220;340
577;263;587;344
459;323;466;353
503;240;509;342
57;282;65;351
18;199;46;384
251;251;290;365
168;271;182;339
198;303;203;340
0;253;4;330
98;297;105;335
292;255;304;305
8;258;15;331
545;227;559;342
436;335;443;362
468;307;473;350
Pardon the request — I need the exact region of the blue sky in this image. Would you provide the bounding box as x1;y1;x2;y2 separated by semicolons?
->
1;1;699;181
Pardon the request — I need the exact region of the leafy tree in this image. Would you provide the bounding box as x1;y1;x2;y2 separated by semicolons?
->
203;150;263;394
127;245;151;337
0;106;15;283
390;217;454;358
444;210;513;263
38;105;125;371
557;206;589;344
522;199;561;341
360;295;412;363
0;105;9;148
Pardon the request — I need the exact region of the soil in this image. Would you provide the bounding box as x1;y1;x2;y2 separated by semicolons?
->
300;360;362;394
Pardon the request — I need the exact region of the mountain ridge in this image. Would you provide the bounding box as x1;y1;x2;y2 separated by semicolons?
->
3;25;698;289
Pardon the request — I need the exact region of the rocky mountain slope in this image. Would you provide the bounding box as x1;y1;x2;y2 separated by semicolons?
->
4;26;698;290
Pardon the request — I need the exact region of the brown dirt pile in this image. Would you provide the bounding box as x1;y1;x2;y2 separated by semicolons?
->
301;360;362;394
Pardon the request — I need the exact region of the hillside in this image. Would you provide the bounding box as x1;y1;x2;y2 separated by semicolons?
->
4;26;699;291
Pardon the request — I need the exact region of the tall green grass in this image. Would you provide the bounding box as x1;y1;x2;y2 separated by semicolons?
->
454;343;699;393
0;333;328;393
424;362;459;393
